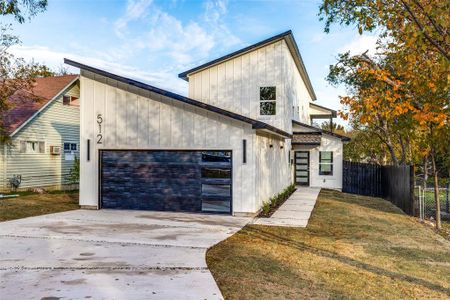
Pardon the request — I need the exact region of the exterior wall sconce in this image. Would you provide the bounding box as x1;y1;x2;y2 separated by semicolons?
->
243;139;247;163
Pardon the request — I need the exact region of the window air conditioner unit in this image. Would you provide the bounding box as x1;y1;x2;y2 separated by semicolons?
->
50;146;61;155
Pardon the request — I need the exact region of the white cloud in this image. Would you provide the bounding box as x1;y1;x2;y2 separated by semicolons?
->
114;0;154;37
10;44;188;95
113;0;240;66
338;34;378;56
203;0;227;23
9;0;242;97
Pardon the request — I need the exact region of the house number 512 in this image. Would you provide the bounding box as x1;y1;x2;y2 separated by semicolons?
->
97;114;103;144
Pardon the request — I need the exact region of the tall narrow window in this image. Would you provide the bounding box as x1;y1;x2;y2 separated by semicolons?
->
319;151;333;175
259;86;276;115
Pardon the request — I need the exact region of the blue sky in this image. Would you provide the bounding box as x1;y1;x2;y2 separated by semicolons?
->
9;0;377;125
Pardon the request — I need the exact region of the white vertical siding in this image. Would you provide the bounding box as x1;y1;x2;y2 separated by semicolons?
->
187;40;292;133
79;71;258;214
308;135;343;189
1;82;80;191
255;133;292;209
282;41;312;125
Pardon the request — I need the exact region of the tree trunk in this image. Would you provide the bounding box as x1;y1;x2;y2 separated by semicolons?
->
430;150;441;230
385;133;399;166
423;155;428;189
398;134;407;165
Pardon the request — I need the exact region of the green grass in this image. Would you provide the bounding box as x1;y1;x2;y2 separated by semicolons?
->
0;191;79;222
207;189;450;299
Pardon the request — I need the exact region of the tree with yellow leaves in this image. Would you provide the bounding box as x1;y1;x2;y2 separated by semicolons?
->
320;0;449;229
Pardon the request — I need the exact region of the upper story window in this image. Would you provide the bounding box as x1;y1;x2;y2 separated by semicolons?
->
63;95;79;106
319;151;333;175
19;141;45;154
260;86;276;115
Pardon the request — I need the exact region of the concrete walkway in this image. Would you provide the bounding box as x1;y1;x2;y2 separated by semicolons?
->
253;187;321;227
0;210;250;300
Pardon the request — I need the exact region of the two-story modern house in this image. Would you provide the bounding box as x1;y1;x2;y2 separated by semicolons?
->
65;30;348;216
0;75;80;192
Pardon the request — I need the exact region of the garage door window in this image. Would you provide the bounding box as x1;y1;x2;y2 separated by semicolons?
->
201;151;232;213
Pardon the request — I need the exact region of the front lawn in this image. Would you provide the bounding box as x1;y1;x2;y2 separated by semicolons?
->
207;189;450;299
0;191;79;222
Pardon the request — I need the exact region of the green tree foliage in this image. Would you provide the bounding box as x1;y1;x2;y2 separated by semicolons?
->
319;0;449;229
68;156;80;184
0;0;48;142
0;0;47;24
320;121;346;136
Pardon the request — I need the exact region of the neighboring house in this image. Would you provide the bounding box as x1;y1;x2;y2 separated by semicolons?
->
65;30;348;216
0;75;80;191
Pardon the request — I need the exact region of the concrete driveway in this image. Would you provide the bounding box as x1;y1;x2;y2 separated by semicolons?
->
0;210;250;300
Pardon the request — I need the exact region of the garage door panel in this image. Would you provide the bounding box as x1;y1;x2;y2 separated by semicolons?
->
103;151;201;163
102;196;202;211
100;150;231;214
102;165;201;179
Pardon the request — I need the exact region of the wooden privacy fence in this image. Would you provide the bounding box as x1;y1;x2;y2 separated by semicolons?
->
343;161;414;215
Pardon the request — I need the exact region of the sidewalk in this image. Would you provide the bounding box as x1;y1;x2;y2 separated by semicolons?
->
253;187;321;227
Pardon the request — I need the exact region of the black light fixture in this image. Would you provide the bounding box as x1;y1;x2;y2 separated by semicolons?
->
243;139;247;163
87;139;90;161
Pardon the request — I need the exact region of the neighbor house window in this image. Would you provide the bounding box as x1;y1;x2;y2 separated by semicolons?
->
64;142;78;152
63;95;79;106
319;151;333;175
260;86;276;115
19;141;45;154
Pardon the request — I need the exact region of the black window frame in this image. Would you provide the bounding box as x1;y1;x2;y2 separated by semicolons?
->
319;151;333;176
64;142;78;152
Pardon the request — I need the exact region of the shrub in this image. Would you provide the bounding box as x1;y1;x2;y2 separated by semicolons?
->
68;156;80;184
262;201;272;215
259;183;296;217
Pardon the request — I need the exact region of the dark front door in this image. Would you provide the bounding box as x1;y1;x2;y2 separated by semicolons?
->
100;150;232;214
295;151;310;186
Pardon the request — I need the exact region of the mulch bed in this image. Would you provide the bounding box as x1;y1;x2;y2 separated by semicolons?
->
258;188;297;218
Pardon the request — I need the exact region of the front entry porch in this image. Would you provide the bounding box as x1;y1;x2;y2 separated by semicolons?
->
295;151;310;186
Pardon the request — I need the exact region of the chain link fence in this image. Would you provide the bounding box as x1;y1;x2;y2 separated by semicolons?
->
415;185;450;221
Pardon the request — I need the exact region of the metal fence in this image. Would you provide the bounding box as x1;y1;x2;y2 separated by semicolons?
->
415;185;450;221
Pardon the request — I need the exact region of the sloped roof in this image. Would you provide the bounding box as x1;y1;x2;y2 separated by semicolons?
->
309;103;337;118
178;30;317;100
292;132;322;145
64;59;291;139
292;120;350;142
3;75;78;135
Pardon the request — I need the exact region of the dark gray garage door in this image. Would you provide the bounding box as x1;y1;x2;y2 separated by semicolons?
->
100;150;232;213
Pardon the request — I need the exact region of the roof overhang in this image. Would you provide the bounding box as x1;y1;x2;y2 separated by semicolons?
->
178;30;317;101
292;132;322;146
292;120;350;142
309;103;337;118
64;58;291;139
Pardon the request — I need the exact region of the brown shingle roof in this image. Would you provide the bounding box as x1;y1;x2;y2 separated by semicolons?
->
3;75;78;135
292;132;322;145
